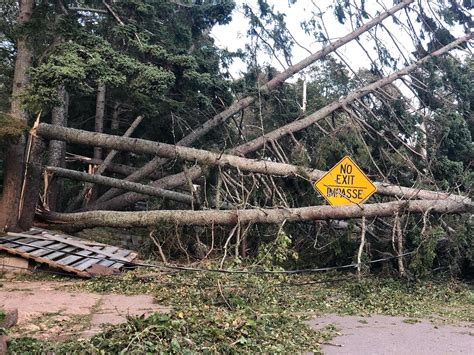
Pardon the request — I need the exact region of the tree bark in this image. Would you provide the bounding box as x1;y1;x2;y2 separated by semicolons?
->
89;166;203;211
0;0;34;232
38;199;471;229
36;123;470;206
46;84;68;211
96;0;414;203
66;155;163;179
94;156;169;204
46;166;193;204
111;102;121;131
18;135;45;230
94;83;106;161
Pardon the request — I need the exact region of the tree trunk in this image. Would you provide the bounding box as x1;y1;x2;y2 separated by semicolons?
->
18;135;45;230
36;123;470;205
0;0;34;232
111;102;120;131
94;156;169;204
93;83;106;161
46;84;68;211
46;166;193;204
95;0;414;203
38;199;471;229
92;32;470;211
89;167;203;211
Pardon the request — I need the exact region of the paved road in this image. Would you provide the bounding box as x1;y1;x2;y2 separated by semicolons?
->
308;314;473;355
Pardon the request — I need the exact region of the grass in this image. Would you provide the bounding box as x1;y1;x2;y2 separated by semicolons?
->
4;267;474;353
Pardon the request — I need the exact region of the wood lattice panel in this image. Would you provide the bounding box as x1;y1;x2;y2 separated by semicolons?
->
0;227;137;277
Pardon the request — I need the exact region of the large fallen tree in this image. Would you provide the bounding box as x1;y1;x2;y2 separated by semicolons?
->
39;199;472;229
85;33;472;211
36;118;470;204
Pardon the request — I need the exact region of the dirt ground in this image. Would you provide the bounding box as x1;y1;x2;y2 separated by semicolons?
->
308;314;474;354
0;280;169;340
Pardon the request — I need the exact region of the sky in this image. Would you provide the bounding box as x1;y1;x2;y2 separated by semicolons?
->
209;0;470;110
211;0;405;77
210;0;465;81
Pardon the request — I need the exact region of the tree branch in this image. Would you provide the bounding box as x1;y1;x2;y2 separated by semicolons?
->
45;166;193;205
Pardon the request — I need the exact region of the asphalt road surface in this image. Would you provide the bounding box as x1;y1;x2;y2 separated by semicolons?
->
308;314;473;355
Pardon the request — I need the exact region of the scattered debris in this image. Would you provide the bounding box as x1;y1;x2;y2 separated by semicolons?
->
0;227;137;277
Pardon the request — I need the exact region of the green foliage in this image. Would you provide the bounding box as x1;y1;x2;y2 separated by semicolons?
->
243;0;294;66
0;112;27;152
427;110;473;189
0;0;236;150
409;227;444;279
24;36;176;111
256;229;299;269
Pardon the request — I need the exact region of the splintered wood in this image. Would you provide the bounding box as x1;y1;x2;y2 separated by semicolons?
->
0;227;137;277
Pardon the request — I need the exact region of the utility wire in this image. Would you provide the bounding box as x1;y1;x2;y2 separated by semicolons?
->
127;252;415;274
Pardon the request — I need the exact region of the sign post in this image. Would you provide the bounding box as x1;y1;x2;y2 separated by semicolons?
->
314;156;376;206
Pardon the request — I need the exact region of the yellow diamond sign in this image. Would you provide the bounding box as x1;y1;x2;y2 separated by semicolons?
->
314;156;376;206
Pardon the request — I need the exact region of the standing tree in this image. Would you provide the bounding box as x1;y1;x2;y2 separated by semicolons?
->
0;0;34;231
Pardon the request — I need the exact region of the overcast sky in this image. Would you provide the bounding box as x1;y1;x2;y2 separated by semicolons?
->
210;0;464;81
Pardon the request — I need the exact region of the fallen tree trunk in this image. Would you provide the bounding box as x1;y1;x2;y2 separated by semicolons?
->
38;199;472;228
35;123;470;204
96;0;414;203
45;166;193;204
90;33;471;211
